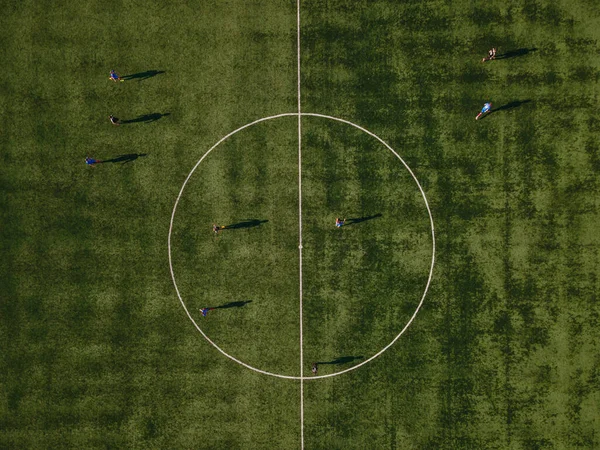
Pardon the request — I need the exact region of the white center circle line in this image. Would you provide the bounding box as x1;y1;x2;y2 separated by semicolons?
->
168;112;436;380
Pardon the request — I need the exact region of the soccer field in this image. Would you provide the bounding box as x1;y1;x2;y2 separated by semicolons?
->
1;0;599;448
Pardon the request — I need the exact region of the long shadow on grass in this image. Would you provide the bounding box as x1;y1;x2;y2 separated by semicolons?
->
317;356;364;365
223;219;268;230
122;70;166;81
121;113;170;124
495;48;537;60
493;100;532;112
345;213;382;226
206;300;253;310
103;153;147;164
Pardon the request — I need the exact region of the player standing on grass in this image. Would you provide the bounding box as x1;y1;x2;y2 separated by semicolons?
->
109;115;120;126
200;308;214;317
109;70;123;82
85;157;101;166
475;102;492;120
312;363;318;375
335;218;345;228
482;48;496;62
213;224;225;234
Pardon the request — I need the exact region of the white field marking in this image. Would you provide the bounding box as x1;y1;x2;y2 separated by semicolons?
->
167;112;436;380
296;0;304;448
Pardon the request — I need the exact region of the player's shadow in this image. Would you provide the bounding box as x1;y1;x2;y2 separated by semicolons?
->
223;219;268;230
103;153;147;164
121;113;170;124
317;356;364;365
487;100;532;118
345;213;382;226
122;70;166;81
495;48;537;60
207;300;253;309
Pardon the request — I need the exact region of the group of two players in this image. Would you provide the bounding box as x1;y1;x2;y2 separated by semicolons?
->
476;47;497;120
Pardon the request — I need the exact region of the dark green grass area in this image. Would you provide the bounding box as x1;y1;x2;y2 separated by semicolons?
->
301;116;432;365
2;0;600;448
302;0;600;448
0;0;299;448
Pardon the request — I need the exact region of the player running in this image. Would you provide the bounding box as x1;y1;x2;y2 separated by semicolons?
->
475;102;492;120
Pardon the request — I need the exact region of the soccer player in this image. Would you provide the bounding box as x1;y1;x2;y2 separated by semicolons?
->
213;224;224;234
475;102;492;120
200;308;211;317
482;48;496;62
109;115;120;126
109;70;122;82
335;218;345;228
312;363;318;375
85;157;101;166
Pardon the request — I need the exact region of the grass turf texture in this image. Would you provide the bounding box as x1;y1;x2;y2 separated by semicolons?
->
1;0;599;449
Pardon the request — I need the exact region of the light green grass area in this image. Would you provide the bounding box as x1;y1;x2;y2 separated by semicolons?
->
1;0;599;448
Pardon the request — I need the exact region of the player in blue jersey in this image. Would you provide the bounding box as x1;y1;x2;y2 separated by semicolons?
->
200;308;214;317
475;102;492;120
85;157;101;166
109;70;123;82
335;217;345;228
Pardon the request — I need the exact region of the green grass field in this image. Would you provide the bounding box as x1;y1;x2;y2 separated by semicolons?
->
1;0;599;448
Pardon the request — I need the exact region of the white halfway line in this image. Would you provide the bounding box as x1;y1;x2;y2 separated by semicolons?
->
167;111;436;449
296;1;304;449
